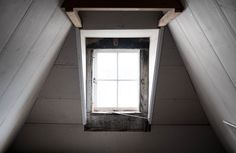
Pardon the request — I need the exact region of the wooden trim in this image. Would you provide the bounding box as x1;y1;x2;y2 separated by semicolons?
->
62;0;183;28
62;0;183;11
158;9;181;27
75;8;170;11
66;9;82;28
223;120;236;129
147;27;164;123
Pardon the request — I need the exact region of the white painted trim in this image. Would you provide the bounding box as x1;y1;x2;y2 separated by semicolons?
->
79;29;160;124
148;27;164;123
80;29;159;38
223;120;236;129
76;8;171;12
75;29;87;125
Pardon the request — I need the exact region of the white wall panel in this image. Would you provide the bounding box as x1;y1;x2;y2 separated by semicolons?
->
216;0;236;36
188;0;236;87
0;0;71;152
0;0;32;53
168;0;236;151
0;0;59;123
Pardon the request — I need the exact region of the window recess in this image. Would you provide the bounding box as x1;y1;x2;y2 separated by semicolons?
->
77;29;163;131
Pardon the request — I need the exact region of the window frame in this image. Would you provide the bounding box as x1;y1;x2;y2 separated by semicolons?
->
92;49;141;113
78;29;162;126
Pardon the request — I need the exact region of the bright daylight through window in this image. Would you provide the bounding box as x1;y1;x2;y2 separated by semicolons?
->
93;49;140;112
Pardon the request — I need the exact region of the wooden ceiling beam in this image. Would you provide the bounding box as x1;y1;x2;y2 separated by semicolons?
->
61;0;183;28
158;8;181;27
65;9;82;28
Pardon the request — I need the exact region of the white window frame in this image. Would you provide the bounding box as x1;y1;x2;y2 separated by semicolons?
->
92;49;140;113
77;29;163;125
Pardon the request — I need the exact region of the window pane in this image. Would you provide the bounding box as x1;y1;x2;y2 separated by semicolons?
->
96;52;117;79
118;51;139;80
118;81;139;108
96;81;117;107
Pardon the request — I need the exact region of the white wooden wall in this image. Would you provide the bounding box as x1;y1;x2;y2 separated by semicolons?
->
0;0;71;152
168;0;236;152
8;11;225;153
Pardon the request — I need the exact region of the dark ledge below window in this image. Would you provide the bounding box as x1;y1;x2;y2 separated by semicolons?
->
84;113;151;132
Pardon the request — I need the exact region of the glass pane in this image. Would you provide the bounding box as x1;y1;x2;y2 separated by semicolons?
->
118;51;139;80
96;81;117;108
96;52;117;79
118;81;139;108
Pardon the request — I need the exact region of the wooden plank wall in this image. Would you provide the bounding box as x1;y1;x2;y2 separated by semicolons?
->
0;0;32;53
8;11;226;153
0;0;71;152
168;0;236;152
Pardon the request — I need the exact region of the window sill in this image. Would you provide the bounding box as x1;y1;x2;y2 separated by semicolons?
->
92;111;141;114
85;113;151;132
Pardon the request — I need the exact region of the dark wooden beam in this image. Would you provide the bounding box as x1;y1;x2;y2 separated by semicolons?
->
62;0;183;11
61;0;183;28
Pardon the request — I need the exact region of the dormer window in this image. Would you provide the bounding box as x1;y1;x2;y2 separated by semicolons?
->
77;29;162;131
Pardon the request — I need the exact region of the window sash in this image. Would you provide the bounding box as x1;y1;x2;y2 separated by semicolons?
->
92;49;140;112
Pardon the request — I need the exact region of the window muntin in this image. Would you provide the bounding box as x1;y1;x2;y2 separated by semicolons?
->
93;49;140;112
